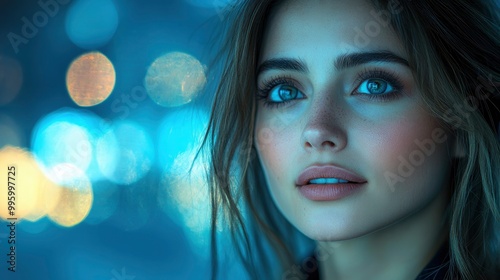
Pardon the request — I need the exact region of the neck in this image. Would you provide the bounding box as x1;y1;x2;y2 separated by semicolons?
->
317;189;449;280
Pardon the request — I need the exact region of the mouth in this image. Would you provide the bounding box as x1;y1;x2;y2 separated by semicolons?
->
296;165;367;187
296;165;366;201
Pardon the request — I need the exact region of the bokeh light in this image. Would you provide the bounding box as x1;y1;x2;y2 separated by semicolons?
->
145;52;206;107
65;0;119;49
0;56;23;106
46;163;93;227
31;108;111;183
96;120;154;185
32;116;93;178
158;147;211;258
0;146;60;221
66;52;116;107
157;107;208;170
156;108;213;256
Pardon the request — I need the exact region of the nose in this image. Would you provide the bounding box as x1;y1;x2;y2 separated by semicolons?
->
301;99;347;152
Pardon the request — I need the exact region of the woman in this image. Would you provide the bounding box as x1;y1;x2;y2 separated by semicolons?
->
198;0;500;279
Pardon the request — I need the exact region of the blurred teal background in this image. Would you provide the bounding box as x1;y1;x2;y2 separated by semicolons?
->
0;0;244;279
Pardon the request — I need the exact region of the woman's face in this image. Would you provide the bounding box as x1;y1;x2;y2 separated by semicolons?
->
254;0;454;241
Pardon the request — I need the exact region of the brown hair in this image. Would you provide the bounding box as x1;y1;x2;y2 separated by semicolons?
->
197;0;500;278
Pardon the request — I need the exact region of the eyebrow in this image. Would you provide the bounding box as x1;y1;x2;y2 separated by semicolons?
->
257;57;307;74
257;51;410;75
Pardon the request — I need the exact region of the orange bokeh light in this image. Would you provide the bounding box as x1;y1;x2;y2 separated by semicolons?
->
66;52;116;107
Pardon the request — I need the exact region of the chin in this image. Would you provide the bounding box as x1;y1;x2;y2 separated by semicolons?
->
298;222;376;242
285;207;374;242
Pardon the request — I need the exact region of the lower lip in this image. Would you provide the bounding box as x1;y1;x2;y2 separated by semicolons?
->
298;183;365;201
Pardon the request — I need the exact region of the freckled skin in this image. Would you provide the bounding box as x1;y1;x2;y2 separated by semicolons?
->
254;1;455;278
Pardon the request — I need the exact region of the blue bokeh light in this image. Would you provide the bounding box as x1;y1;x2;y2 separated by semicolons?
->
32;109;94;180
65;0;119;49
157;106;208;171
31;108;109;183
97;120;154;185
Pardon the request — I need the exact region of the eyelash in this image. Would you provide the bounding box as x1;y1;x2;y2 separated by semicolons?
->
256;75;300;108
256;69;404;108
353;68;404;101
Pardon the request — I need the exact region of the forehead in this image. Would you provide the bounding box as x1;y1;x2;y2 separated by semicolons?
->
260;0;406;62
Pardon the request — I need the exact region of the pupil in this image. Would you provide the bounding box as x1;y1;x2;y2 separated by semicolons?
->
367;79;387;94
279;85;297;100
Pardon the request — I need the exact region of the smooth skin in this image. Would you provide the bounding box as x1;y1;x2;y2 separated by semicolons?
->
254;0;458;279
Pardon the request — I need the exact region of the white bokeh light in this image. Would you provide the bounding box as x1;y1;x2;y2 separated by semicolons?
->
145;52;206;107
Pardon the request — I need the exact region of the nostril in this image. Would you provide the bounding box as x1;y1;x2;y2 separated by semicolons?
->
304;140;336;149
322;141;335;147
302;125;346;151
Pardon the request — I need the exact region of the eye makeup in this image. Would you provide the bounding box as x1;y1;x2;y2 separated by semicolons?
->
256;67;407;108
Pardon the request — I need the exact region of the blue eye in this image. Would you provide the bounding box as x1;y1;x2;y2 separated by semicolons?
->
357;78;394;95
257;80;306;108
268;84;304;102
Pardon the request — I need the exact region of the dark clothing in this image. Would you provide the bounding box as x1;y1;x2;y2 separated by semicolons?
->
305;242;450;280
414;242;450;280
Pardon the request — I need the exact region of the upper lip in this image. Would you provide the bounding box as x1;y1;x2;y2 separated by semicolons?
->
296;165;367;186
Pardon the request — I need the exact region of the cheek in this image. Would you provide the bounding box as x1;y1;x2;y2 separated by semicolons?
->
254;106;300;167
254;114;297;182
365;121;424;169
358;112;451;193
254;109;307;219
